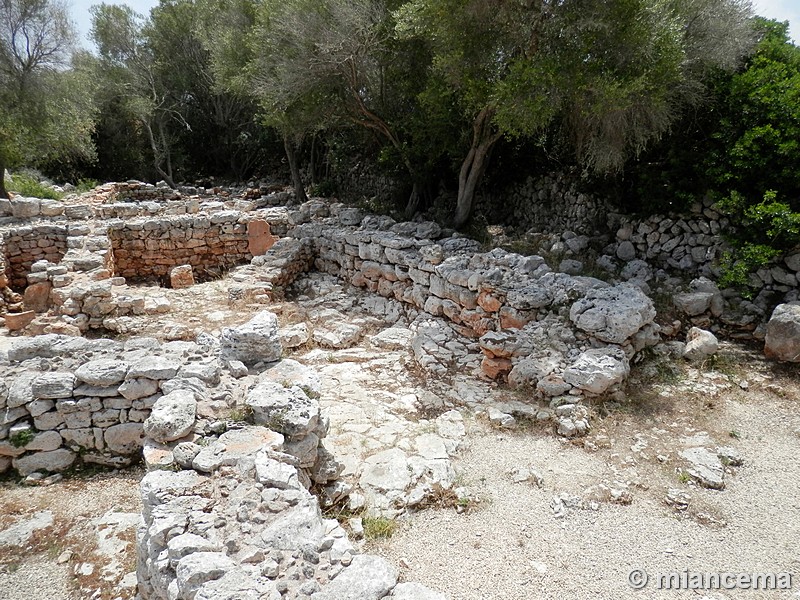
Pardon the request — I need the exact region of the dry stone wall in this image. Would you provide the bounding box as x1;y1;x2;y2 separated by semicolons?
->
108;213;254;282
2;224;68;289
476;170;612;235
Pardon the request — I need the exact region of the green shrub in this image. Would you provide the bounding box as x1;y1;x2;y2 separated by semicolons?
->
8;173;63;200
9;429;35;448
717;190;800;293
75;178;100;194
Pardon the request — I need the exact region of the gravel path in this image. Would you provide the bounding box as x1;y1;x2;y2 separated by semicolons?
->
0;557;74;600
376;390;800;599
0;470;143;600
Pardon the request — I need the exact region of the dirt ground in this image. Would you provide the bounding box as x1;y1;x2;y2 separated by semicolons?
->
1;277;798;600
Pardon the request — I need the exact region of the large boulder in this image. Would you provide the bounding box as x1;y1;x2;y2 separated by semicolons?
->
143;389;197;443
562;347;630;395
219;311;282;365
569;283;656;344
764;303;800;362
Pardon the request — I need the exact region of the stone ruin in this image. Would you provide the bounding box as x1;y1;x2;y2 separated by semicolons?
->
0;180;798;599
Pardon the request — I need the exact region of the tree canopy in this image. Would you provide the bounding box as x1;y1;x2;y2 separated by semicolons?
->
8;0;799;243
0;0;96;198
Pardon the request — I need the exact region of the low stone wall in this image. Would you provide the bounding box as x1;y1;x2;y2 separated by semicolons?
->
606;205;800;310
476;170;612;235
107;213;256;282
2;224;68;289
137;427;444;600
0;335;166;475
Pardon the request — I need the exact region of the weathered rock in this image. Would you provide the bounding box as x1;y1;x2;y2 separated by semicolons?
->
23;282;52;313
255;452;300;489
128;356;182;380
246;381;320;440
0;511;54;546
173;442;202;468
104;423;146;454
260;497;326;550
361;448;411;494
673;292;714;317
4;311;36;331
764;303;800;362
219;311;282;365
170;264;195;289
192;427;283;473
7;372;37;408
75;360;130;386
12;449;76;476
683;327;718;362
562;348;629;395
278;322;310;348
119;377;160;400
175;552;236;599
570;283;656;344
143;389;197;443
369;327;413;350
32;373;76;399
312;322;363;349
259;359;322;396
679;447;725;490
310;555;398;600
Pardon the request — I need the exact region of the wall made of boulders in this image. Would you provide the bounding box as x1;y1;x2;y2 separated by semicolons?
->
108;213;256;282
606;202;800;309
2;224;68;289
476;170;612;235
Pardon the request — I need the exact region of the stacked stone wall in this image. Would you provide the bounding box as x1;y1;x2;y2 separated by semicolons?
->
476;170;612;235
2;224;68;289
108;213;254;282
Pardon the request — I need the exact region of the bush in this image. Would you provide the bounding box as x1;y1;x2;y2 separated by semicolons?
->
75;178;100;194
7;172;63;200
717;190;800;292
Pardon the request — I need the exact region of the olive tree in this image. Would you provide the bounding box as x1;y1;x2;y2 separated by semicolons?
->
0;0;95;198
397;0;756;227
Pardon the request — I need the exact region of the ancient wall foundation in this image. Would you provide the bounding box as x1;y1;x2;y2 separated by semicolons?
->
108;213;256;283
2;224;68;289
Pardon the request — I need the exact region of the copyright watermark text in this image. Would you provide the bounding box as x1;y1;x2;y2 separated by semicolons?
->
628;569;793;590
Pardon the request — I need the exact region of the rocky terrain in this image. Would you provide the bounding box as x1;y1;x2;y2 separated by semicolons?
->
0;182;798;599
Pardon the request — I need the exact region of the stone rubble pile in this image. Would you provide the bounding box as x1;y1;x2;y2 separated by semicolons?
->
137;425;445;600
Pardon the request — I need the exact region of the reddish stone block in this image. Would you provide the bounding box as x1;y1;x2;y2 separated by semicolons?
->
481;356;513;380
248;219;278;256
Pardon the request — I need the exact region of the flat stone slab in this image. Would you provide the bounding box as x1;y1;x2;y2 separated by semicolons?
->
0;511;53;546
192;427;284;473
680;447;725;490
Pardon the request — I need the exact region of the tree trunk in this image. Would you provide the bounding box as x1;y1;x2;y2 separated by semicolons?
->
0;157;8;200
453;107;502;230
404;182;421;219
143;119;176;189
284;133;308;204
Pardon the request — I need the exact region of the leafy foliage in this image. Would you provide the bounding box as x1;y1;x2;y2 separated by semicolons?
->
717;190;800;291
0;0;96;197
7;172;63;199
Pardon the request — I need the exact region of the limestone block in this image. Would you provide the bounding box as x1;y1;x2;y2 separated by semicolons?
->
170;265;195;289
143;389;197;443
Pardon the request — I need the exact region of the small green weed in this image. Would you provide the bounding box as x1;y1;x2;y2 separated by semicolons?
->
9;429;34;448
363;516;397;540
